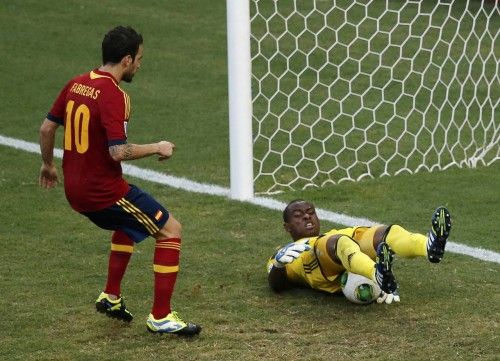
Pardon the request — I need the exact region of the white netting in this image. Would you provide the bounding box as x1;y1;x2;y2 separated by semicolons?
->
250;0;499;194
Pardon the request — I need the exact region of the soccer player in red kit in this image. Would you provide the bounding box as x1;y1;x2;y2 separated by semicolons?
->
39;26;200;336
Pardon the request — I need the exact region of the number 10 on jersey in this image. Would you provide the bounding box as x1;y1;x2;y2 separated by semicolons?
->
64;100;90;154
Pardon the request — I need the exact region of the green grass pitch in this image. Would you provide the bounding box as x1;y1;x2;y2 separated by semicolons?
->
0;1;498;360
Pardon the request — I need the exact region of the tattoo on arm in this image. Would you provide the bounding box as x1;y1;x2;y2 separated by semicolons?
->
109;145;119;159
109;144;134;160
122;144;133;160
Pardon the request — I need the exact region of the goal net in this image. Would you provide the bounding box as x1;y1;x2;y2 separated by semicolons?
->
249;0;499;194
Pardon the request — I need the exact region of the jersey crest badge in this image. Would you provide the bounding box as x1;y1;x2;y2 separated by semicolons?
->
154;210;163;221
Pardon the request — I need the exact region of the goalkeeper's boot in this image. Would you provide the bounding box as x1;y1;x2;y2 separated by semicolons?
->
95;292;133;322
375;241;398;294
146;312;201;336
427;206;452;263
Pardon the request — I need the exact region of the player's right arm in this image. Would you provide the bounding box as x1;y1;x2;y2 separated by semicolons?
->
39;79;72;189
268;265;291;293
267;242;311;292
39;118;60;189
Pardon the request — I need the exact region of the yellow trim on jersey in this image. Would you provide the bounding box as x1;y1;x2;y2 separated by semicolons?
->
116;199;159;234
153;264;179;273
122;91;130;119
89;70;117;85
89;71;130;119
111;244;134;253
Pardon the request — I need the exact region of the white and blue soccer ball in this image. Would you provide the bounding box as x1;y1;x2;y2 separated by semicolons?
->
340;272;381;305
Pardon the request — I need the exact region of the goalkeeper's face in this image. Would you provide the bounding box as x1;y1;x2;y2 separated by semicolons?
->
284;201;320;241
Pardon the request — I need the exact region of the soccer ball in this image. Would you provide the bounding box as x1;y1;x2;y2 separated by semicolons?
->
340;272;381;305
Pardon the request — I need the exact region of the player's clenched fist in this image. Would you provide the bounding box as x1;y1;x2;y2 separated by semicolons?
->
39;164;59;189
158;141;175;161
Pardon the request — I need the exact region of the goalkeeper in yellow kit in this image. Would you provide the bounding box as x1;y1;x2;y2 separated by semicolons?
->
267;199;452;303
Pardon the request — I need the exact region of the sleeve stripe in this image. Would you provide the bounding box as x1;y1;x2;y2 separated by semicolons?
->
108;139;127;146
46;113;64;125
117;86;130;120
124;92;130;119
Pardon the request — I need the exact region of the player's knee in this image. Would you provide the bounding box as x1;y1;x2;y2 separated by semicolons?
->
372;225;392;249
336;235;362;257
169;216;182;235
325;235;343;264
155;215;182;239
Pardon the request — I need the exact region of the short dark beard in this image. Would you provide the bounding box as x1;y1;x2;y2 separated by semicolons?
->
122;73;134;83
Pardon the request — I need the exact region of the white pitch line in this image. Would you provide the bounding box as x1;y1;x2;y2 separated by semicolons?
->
1;134;499;264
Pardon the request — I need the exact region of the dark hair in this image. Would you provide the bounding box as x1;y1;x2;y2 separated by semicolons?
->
102;26;143;64
282;199;306;222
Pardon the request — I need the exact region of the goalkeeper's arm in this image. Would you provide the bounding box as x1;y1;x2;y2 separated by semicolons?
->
268;266;292;293
267;242;311;293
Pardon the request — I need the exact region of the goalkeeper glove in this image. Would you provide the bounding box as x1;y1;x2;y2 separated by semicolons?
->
272;242;311;268
377;290;401;304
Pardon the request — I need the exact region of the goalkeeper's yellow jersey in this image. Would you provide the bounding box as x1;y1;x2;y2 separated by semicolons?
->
267;227;367;293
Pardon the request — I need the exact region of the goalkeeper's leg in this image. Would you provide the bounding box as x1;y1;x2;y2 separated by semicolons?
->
385;225;428;258
323;235;397;293
355;207;451;262
354;225;426;259
334;235;375;279
426;206;452;263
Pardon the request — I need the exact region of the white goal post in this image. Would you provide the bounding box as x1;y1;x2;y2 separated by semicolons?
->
227;0;254;200
227;0;499;198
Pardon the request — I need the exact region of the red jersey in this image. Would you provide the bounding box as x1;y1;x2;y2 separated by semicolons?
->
48;69;130;212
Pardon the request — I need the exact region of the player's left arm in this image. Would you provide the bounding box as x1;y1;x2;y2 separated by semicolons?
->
101;86;176;162
39;118;60;188
109;140;175;162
